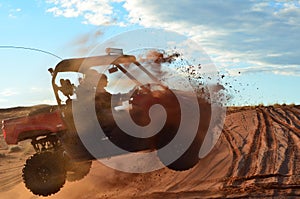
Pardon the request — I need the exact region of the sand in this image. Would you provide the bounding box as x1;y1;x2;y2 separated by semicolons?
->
0;104;299;198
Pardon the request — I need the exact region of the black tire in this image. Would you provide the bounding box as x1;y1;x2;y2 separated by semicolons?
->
157;139;200;171
66;160;92;182
22;152;66;196
157;94;212;171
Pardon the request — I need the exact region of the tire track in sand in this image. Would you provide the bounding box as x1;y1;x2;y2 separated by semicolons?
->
222;106;300;197
267;107;300;186
258;108;277;175
236;110;263;178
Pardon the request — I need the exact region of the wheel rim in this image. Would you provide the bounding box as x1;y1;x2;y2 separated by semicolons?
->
37;166;51;183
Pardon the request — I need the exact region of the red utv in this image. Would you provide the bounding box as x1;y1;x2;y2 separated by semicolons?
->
1;48;211;196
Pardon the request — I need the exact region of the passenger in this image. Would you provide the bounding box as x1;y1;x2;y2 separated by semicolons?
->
59;79;75;100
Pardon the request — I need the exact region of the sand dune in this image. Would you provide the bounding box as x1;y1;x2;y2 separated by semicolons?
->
0;105;299;198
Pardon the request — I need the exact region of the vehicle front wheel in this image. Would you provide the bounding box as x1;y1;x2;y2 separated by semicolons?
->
22;152;66;196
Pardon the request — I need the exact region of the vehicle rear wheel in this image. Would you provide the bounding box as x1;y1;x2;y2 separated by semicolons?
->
22;152;66;196
157;136;201;171
66;160;92;182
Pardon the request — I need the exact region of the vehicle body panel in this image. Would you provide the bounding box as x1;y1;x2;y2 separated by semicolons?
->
2;109;66;144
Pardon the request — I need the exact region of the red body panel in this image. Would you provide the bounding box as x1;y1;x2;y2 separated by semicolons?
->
2;110;66;145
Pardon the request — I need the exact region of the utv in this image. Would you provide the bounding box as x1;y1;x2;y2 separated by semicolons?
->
1;48;211;196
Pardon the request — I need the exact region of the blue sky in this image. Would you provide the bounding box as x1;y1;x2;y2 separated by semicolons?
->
0;0;299;108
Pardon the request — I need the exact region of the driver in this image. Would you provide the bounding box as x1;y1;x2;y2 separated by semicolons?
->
94;73;115;130
95;73;111;110
76;69;112;109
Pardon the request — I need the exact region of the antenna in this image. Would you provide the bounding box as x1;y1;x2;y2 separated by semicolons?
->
0;45;63;60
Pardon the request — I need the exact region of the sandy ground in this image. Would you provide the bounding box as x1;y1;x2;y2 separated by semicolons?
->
0;105;299;198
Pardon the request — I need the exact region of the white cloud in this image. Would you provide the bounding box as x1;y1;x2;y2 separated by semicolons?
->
228;65;300;76
46;0;125;25
8;7;22;18
45;0;300;75
123;1;300;67
0;89;18;97
30;87;44;92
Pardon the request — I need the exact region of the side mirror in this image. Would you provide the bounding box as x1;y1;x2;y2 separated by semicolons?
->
48;68;54;76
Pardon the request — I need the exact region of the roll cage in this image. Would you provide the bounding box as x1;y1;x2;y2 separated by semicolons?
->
48;48;164;107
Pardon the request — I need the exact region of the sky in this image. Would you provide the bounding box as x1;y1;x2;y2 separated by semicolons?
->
0;0;299;108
